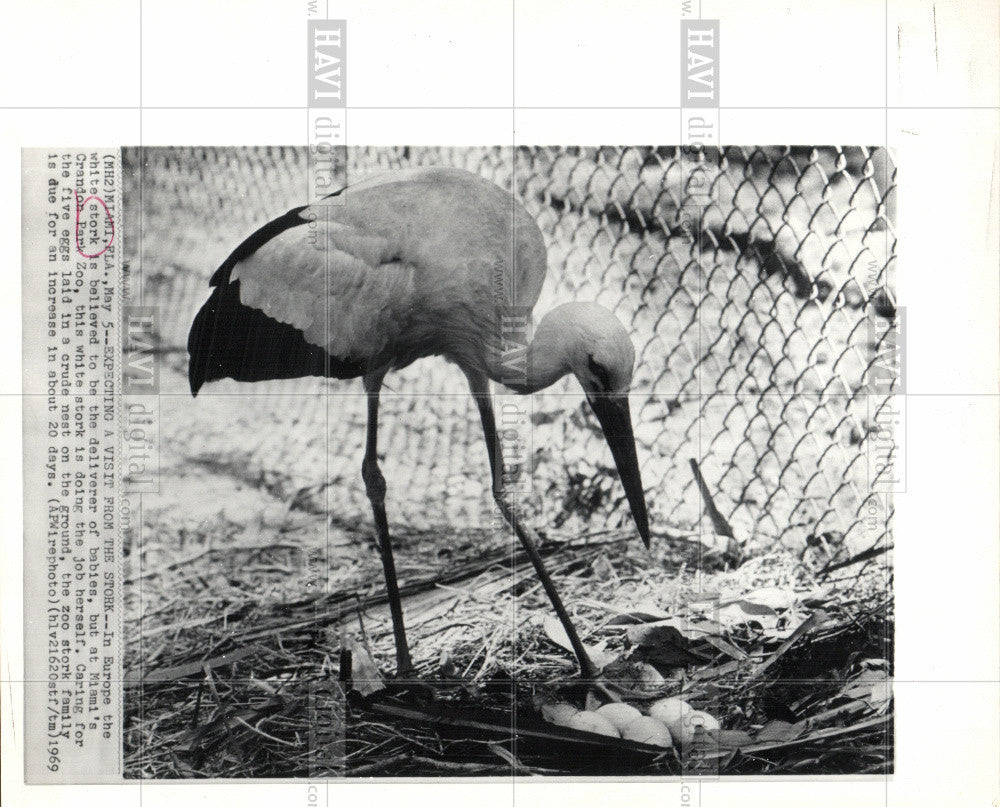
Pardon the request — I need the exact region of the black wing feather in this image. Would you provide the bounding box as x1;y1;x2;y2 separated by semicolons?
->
188;197;362;395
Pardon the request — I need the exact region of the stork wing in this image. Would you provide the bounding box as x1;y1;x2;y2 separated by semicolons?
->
227;204;417;365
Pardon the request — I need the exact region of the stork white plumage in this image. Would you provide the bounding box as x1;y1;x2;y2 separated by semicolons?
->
188;166;650;679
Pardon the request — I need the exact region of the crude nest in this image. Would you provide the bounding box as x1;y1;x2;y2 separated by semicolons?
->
124;512;892;778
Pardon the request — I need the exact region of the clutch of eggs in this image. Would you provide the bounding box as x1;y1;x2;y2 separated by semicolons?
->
541;696;721;748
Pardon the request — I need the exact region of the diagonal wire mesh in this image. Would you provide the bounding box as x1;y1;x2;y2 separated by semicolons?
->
127;145;896;560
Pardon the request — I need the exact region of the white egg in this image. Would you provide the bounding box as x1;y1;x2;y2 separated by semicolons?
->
595;702;643;732
566;710;621;737
670;709;721;746
648;697;693;737
689;710;720;731
621;716;673;747
541;702;579;726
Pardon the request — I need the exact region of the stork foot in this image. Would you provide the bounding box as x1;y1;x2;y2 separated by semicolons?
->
392;658;418;681
385;664;437;706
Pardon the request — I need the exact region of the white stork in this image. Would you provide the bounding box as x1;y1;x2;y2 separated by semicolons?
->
188;166;650;679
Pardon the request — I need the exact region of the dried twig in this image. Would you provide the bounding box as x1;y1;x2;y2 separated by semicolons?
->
689;458;741;566
819;543;894;577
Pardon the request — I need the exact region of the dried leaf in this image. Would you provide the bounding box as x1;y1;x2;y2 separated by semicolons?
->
801;586;834;607
843;670;893;710
763;610;811;640
714;729;754;749
737;586;797;611
748;609;827;679
438;651;457;678
701;634;749;660
745;715;890;754
626;618;713;644
590;554;616;581
716;601;780;630
626;623;714;667
690;659;742;681
542;615;617;670
605;605;673;625
866;681;893;711
756;719;807;743
346;640;384;697
601;659;668;695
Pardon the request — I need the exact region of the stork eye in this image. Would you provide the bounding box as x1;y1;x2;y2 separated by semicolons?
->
588;354;612;392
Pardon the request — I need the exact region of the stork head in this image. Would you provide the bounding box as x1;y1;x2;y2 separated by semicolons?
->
537;302;651;547
564;304;636;397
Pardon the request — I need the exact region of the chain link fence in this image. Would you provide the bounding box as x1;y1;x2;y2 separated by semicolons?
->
127;145;896;560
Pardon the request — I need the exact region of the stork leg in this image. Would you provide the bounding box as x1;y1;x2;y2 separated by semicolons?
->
465;371;599;680
360;373;414;677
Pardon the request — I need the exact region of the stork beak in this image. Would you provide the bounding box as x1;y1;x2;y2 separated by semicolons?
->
586;393;651;548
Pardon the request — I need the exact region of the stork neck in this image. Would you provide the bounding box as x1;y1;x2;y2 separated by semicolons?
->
491;309;575;394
